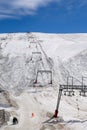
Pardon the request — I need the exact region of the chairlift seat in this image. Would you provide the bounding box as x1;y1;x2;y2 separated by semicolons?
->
64;90;75;96
79;90;87;97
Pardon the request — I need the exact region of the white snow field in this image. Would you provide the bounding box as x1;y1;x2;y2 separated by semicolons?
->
0;32;87;130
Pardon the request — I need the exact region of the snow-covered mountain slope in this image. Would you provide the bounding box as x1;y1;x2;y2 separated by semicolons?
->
0;32;87;60
0;32;87;90
34;33;87;61
63;49;87;85
0;32;87;130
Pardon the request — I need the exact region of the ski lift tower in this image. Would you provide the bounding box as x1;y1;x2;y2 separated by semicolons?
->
53;76;87;118
33;70;52;86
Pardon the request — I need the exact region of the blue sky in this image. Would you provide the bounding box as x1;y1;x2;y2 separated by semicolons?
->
0;0;87;33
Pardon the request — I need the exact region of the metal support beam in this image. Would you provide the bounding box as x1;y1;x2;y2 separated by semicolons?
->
54;86;62;118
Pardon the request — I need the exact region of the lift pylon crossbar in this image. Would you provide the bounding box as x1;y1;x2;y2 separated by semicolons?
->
32;52;42;54
60;85;87;90
37;70;52;73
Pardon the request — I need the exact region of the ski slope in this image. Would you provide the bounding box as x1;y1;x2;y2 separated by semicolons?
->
0;32;87;130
